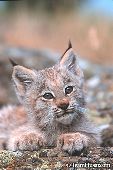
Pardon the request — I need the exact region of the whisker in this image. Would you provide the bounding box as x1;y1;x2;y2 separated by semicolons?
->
71;104;87;113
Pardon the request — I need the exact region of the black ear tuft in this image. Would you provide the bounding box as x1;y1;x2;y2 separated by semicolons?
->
61;40;73;59
9;58;18;67
68;40;72;49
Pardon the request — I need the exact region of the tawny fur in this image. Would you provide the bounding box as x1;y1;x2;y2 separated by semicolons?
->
0;43;100;154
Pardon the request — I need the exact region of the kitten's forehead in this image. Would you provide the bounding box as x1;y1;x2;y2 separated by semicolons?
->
43;66;63;86
37;66;68;88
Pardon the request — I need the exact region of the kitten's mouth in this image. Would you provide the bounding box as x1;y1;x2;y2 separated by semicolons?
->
56;109;74;118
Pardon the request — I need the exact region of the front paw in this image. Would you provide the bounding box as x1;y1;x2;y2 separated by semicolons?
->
8;132;45;151
57;132;89;154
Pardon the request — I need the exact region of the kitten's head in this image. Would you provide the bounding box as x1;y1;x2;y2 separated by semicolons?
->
12;42;86;127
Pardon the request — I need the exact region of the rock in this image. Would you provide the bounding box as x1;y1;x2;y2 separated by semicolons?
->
101;125;113;147
0;147;113;169
86;76;100;88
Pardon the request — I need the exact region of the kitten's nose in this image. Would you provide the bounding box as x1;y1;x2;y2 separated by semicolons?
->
58;103;69;110
56;99;69;110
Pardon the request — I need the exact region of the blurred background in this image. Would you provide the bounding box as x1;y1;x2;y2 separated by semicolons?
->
0;0;113;64
0;0;113;145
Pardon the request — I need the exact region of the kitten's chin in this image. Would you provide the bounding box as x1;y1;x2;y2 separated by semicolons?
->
56;113;75;125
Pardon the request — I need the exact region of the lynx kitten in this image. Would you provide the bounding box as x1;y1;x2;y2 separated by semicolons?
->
0;42;100;154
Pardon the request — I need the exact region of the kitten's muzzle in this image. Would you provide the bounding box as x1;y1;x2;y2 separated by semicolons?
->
56;109;75;118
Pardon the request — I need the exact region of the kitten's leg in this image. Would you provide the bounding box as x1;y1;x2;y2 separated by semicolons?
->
7;125;46;151
57;132;100;155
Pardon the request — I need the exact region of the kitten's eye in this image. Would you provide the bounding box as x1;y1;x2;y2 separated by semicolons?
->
43;93;54;99
65;86;73;95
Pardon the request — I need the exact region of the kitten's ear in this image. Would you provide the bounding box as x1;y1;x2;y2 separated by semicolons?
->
12;65;36;102
60;41;83;78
